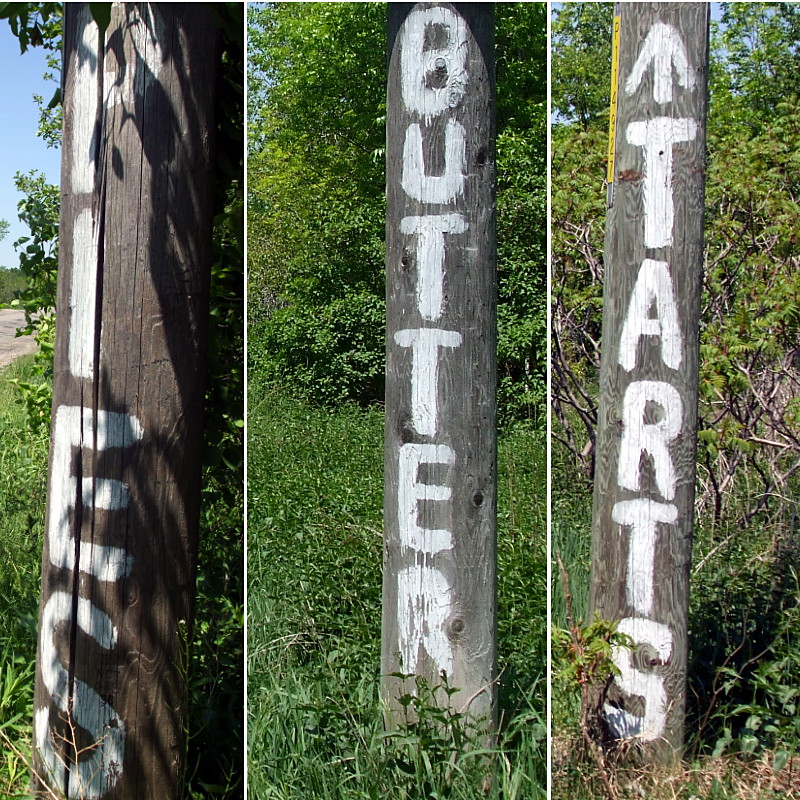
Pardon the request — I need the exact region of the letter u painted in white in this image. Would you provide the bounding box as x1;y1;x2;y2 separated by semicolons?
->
402;121;466;205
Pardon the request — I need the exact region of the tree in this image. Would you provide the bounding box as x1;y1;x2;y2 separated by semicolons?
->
709;2;800;137
551;2;613;128
248;2;547;424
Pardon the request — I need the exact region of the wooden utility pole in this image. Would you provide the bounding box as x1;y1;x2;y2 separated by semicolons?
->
383;3;497;726
33;5;219;797
590;3;708;761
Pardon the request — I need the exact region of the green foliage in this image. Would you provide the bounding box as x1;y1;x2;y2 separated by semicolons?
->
710;3;800;138
248;4;547;425
554;614;631;695
495;3;547;129
10;170;58;325
0;2;61;52
551;3;613;127
247;2;387;413
0;356;50;797
0;269;26;304
184;5;245;797
5;170;59;431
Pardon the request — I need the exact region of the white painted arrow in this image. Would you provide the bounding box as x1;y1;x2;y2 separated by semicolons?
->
625;21;695;104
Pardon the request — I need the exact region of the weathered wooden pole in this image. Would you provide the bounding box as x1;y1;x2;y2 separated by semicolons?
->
383;3;497;726
589;2;709;761
33;5;219;797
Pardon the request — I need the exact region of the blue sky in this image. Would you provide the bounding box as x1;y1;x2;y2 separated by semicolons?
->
0;23;61;271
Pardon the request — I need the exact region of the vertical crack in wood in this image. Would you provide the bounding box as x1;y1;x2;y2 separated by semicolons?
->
65;20;108;793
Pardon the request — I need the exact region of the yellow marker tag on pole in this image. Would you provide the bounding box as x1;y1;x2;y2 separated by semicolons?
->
607;14;621;185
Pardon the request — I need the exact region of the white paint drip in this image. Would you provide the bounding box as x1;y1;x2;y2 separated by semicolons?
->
618;380;683;502
613;499;678;616
618;259;683;372
400;214;468;322
35;591;125;798
394;328;462;436
605;617;672;741
625;21;695;105
399;5;468;124
70;209;99;379
402;121;466;205
626;117;698;249
397;564;454;678
48;405;144;582
398;443;455;555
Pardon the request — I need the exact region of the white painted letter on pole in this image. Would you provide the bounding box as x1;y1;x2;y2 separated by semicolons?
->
626;117;698;248
402;121;466;205
618;259;683;372
400;214;468;322
625;22;695;105
48;405;144;581
35;592;126;798
605;617;672;741
397;564;454;678
398;443;455;555
395;328;462;436
618;380;683;502
70;209;100;380
399;6;468;123
71;12;100;195
613;499;678;616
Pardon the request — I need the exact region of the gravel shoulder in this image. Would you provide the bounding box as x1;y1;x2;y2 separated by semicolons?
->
0;309;37;368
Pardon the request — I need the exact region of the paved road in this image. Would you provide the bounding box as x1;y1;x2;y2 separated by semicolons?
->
0;308;37;368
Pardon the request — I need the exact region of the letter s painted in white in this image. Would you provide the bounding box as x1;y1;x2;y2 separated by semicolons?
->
605;616;672;741
35;591;125;797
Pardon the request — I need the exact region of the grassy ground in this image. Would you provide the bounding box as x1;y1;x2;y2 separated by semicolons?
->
247;384;547;798
0;354;49;797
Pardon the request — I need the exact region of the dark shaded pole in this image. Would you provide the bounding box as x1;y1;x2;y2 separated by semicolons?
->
33;5;219;797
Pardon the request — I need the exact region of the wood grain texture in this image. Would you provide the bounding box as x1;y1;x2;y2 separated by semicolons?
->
383;3;497;726
33;5;219;798
589;2;709;761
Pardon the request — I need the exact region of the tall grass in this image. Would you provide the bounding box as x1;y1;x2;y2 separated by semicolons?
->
247;386;546;798
0;355;49;797
550;425;800;799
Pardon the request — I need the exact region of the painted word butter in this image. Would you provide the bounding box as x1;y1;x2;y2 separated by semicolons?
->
394;6;470;680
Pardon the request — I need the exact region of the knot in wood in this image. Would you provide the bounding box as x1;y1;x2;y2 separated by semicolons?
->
450;616;465;635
